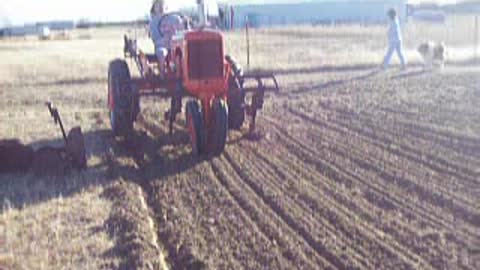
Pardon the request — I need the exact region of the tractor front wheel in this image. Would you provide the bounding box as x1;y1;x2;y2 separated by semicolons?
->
210;99;228;155
228;85;245;130
186;100;204;156
110;110;132;137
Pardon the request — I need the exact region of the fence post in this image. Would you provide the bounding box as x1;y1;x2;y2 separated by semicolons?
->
475;15;479;59
245;18;250;69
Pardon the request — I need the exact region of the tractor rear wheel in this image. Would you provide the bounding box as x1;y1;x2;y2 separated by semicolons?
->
186;100;204;156
108;59;137;137
210;98;228;155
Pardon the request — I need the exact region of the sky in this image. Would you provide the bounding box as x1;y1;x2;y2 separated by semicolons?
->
0;0;198;26
0;0;464;27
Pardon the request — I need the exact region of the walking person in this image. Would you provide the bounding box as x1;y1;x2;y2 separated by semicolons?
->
383;8;407;70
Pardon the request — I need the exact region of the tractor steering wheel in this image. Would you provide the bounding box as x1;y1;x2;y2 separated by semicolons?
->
157;12;191;38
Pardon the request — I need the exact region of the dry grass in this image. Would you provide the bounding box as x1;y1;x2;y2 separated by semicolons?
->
225;15;478;71
0;27;129;269
2;188;116;269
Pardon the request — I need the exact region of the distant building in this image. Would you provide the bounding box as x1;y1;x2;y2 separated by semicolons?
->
443;1;480;15
222;0;408;29
0;20;74;37
36;20;75;31
2;25;36;36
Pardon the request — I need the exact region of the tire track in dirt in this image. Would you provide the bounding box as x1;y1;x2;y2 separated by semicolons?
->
208;158;324;269
219;150;351;270
379;107;480;158
286;107;478;208
227;142;436;270
359;109;480;176
101;123;232;269
285;108;480;227
151;162;286;269
336;116;479;185
99;133;171;270
222;149;372;269
266;112;478;268
252;141;411;228
270;110;480;241
263;115;431;220
309;109;480;224
365;118;480;169
223;141;436;269
265;114;438;212
262;117;475;269
241;131;473;270
316;103;479;185
137;115;309;269
282;75;480;178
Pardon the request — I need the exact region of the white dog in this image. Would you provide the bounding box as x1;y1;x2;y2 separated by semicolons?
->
417;41;446;69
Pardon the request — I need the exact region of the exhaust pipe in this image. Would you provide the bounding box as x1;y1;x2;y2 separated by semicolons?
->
197;0;207;27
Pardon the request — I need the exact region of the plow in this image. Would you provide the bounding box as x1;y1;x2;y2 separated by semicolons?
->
42;102;87;171
0;103;86;175
108;0;279;156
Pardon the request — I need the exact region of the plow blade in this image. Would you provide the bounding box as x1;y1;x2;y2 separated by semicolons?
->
66;127;87;170
46;102;87;171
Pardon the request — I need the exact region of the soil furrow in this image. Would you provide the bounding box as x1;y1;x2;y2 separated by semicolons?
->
299;106;479;190
243;131;472;270
379;106;480;154
221;150;351;270
383;116;480;160
229;143;431;270
288;108;478;207
262;116;476;265
225;146;373;269
137;116;303;269
208;157;324;269
316;103;479;183
285;108;480;226
100;133;171;270
264;118;475;269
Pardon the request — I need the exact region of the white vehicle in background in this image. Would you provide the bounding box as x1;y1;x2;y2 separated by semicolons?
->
38;26;51;40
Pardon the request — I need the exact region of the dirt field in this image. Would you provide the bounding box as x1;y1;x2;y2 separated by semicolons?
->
1;19;479;269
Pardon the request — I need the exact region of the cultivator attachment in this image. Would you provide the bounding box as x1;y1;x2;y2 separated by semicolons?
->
241;72;280;93
238;71;280;133
225;55;279;133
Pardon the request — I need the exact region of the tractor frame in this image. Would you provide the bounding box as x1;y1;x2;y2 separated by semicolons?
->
107;27;278;155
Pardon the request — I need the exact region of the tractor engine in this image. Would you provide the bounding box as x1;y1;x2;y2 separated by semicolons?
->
186;32;223;80
173;30;228;99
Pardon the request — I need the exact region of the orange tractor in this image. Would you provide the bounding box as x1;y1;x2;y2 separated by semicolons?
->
107;2;278;156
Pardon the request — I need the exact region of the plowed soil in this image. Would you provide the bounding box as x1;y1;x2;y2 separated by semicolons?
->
110;67;479;270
